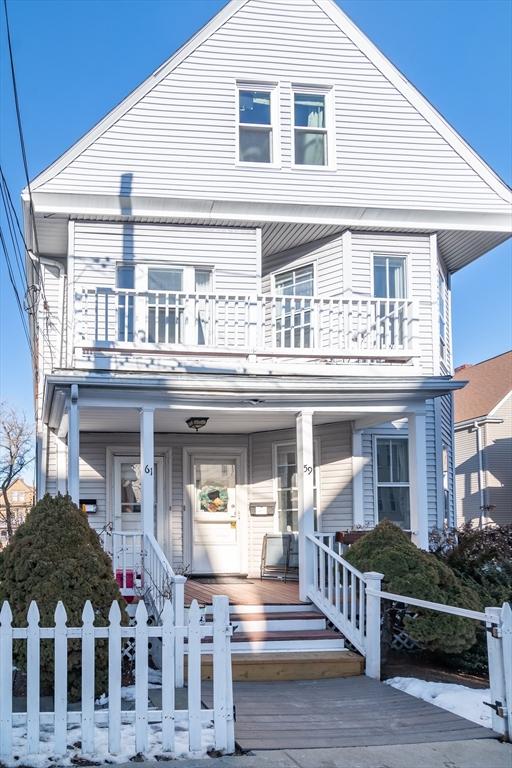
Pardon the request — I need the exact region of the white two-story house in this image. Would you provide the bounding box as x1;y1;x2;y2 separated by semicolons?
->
24;0;511;614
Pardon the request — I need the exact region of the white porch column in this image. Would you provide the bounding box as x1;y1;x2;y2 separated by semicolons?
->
407;408;429;549
352;428;365;527
140;407;155;535
296;409;315;602
67;384;80;504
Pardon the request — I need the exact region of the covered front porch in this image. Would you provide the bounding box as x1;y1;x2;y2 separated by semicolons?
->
41;372;460;602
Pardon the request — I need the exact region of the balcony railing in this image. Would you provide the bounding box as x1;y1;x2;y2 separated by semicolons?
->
77;289;418;359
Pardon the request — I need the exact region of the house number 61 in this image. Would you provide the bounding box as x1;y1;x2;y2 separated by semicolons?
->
304;465;313;475
144;465;153;475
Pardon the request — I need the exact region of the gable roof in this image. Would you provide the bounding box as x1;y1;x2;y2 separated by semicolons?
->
453;350;512;423
27;0;511;208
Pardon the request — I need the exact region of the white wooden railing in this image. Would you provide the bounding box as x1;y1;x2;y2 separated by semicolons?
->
306;533;381;660
307;533;512;740
0;596;234;762
101;530;186;684
78;288;418;359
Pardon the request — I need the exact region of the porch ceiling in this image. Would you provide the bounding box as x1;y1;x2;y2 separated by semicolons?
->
77;406;358;434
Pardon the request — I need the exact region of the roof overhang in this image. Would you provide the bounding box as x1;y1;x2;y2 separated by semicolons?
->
25;191;512;273
42;371;466;428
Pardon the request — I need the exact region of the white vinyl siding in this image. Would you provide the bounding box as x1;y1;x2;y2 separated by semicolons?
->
36;0;509;215
352;231;434;373
72;221;259;294
44;423;352;577
362;401;439;529
262;233;343;297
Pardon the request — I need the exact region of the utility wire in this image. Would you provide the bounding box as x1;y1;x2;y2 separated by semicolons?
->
2;0;47;307
0;224;33;354
0;165;29;255
0;179;27;291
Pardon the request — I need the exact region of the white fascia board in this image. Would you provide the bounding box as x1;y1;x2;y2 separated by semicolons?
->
25;190;512;234
488;389;512;417
318;0;512;206
26;0;250;192
454;416;504;431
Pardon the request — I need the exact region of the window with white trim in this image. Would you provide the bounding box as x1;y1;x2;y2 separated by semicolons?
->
275;442;318;532
373;256;406;299
375;437;410;528
238;89;273;163
274;264;314;348
293;92;327;166
439;270;447;362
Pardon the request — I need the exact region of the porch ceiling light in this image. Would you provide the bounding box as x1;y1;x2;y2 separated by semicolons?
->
186;416;209;432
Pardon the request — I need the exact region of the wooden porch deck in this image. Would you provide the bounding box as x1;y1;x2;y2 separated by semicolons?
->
185;578;301;606
202;677;494;750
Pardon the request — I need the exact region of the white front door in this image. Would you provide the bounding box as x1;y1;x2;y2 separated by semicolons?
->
190;455;242;574
113;456;164;534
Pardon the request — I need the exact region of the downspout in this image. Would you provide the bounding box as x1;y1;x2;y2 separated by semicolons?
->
474;420;486;528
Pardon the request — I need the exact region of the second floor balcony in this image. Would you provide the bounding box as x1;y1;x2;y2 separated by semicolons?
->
76;289;419;362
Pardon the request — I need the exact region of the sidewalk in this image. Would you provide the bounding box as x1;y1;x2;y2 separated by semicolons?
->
113;738;512;768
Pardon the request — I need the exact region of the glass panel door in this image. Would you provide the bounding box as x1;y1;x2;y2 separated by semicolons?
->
274;265;314;349
191;456;240;574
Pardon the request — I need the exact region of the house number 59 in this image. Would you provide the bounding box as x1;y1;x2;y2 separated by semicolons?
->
144;465;153;475
303;465;313;475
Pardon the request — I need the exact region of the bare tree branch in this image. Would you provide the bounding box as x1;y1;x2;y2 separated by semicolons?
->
0;402;33;541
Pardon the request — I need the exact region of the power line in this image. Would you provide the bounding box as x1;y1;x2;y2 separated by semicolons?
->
0;224;33;354
2;0;47;308
0;179;27;291
0;165;29;255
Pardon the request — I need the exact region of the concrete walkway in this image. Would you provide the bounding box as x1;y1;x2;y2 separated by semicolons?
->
114;739;512;768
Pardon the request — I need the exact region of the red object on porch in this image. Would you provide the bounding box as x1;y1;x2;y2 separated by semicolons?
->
335;530;369;545
116;569;135;602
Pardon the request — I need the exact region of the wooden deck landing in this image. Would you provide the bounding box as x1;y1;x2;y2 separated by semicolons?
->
185;578;300;606
202;677;494;750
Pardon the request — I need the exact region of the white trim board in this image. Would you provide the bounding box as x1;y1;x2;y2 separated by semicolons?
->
27;0;511;207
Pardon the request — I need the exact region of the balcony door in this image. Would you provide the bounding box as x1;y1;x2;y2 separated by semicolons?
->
274;264;314;349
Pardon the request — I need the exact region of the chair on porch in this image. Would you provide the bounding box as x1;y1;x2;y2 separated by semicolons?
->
260;533;299;582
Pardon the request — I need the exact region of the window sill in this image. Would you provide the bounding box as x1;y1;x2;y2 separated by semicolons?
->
290;164;337;172
235;161;282;170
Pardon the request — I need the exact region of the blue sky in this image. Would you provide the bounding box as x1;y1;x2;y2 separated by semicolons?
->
1;0;511;423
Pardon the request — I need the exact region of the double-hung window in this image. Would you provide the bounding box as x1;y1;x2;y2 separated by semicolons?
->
293;91;328;166
373;256;406;299
274;264;314;348
375;437;410;528
238;88;273;163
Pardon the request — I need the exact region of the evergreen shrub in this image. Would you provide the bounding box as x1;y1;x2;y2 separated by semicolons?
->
0;493;127;699
345;519;482;655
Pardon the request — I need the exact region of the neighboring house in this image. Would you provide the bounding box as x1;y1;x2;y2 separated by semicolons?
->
453;352;512;527
0;478;34;546
23;0;511;606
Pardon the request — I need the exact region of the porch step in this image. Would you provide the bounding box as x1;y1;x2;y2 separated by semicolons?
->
195;650;364;681
207;610;327;633
200;628;345;653
201;602;310;615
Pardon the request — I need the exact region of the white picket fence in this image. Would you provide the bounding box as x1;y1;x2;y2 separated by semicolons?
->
0;596;235;762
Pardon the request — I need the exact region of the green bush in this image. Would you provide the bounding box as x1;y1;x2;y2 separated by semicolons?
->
0;493;127;699
345;520;482;655
430;523;512;674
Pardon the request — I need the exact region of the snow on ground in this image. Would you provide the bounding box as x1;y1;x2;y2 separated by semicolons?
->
7;683;215;768
385;676;492;728
8;720;215;768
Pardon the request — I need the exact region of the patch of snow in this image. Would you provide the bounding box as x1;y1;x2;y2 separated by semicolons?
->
385;676;492;728
7;719;215;767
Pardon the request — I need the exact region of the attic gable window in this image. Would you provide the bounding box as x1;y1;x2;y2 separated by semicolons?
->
238;88;273;164
293;91;328;166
